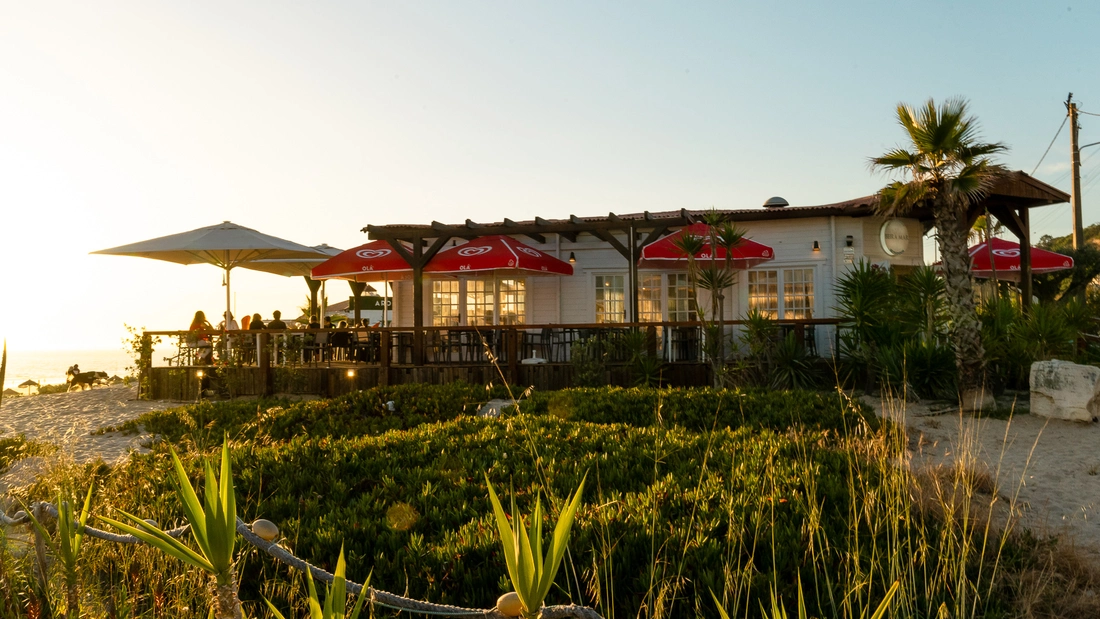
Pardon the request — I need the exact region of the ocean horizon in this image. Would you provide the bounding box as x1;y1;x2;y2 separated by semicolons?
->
3;348;137;390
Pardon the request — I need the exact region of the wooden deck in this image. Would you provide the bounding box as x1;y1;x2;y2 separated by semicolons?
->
138;319;838;400
143;361;712;401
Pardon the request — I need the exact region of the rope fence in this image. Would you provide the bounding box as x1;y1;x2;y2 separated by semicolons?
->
1;502;604;619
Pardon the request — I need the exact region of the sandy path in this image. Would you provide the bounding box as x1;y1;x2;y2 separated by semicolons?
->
1;384;176;492
871;394;1100;561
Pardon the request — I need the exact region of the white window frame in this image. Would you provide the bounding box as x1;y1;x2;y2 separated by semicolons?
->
745;267;816;320
593;273;627;323
430;277;526;326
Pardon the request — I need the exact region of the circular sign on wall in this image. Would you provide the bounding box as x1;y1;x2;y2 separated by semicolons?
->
879;220;910;256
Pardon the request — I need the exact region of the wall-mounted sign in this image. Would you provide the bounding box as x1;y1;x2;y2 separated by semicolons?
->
879;220;910;256
349;296;392;311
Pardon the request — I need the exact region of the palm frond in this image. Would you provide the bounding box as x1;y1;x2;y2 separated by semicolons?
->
870;148;922;172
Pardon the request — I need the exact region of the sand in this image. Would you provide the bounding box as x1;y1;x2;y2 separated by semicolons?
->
0;384;176;493
870;393;1100;562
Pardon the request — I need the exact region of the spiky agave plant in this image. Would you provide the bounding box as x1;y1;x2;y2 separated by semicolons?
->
98;436;241;619
23;488;94;618
486;474;587;619
263;545;370;619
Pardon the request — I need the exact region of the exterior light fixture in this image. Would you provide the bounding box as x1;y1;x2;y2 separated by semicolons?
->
346;369;356;379
812;241;820;252
845;235;854;248
568;252;576;263
195;369;204;379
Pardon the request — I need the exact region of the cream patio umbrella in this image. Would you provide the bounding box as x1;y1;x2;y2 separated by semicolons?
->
239;244;344;322
92;221;329;356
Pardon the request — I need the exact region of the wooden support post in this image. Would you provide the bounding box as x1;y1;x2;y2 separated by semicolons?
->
305;276;323;321
794;322;805;349
380;330;391;386
507;327;520;383
348;280;367;325
646;325;657;357
259;333;271;396
1020;208;1032;311
411;236;425;365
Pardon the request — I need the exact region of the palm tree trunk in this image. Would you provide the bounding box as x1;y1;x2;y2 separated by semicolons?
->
210;574;243;619
935;199;987;401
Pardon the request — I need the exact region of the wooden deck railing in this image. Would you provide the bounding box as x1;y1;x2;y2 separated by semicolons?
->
137;319;843;399
143;319;841;368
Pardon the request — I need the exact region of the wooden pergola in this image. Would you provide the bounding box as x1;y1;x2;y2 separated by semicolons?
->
364;171;1069;363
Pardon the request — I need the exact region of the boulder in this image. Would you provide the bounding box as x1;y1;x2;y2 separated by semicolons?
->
1030;360;1100;422
478;398;519;418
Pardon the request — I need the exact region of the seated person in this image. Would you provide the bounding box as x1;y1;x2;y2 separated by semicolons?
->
189;310;214;365
218;311;239;331
249;313;266;330
267;310;288;330
331;320;352;360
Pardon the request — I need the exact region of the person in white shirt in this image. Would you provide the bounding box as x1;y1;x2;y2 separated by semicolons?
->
219;311;240;331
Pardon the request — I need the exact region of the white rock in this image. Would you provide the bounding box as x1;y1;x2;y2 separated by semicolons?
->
478;399;519;418
1030;360;1100;422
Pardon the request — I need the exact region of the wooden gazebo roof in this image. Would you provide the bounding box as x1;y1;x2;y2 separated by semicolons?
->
360;171;1067;346
364;171;1067;246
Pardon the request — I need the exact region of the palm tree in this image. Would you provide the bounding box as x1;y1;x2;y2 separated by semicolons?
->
870;98;1007;407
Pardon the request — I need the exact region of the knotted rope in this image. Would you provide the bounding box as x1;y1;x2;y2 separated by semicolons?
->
2;502;604;619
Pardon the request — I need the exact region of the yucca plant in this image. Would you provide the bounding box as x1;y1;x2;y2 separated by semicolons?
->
57;488;94;618
486;474;587;619
98;436;241;619
263;545;370;619
23;488;93;618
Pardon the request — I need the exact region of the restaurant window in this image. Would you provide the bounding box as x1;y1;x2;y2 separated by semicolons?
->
466;279;495;326
666;273;695;322
595;275;625;323
498;278;526;325
432;280;460;326
747;270;779;319
638;274;662;322
783;269;815;319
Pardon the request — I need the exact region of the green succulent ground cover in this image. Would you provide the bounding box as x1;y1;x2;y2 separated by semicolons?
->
12;384;1075;618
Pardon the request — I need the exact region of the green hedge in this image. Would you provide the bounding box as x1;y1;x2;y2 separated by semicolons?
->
132;384;875;451
75;413;878;619
525;386;877;433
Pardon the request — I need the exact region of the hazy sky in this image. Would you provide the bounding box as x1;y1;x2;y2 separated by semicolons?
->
1;1;1097;351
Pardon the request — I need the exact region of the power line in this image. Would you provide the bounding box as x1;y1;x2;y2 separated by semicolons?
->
1031;115;1068;175
1079;109;1100;117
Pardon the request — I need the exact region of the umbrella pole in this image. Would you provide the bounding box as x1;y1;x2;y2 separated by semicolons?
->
383;276;389;326
225;264;232;360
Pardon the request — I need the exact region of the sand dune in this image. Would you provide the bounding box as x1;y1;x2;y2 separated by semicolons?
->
0;384;175;492
872;394;1100;562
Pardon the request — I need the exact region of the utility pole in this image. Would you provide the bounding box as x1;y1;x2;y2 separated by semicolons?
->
1068;93;1084;251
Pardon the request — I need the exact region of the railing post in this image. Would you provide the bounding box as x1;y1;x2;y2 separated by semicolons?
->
140;333;152;399
259;333;271;396
646;325;657;357
794;322;805;349
507;327;520;383
380;330;391;386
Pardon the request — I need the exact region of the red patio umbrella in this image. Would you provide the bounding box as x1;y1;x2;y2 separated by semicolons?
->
638;223;775;269
423;235;573;275
967;237;1073;281
310;240;413;282
311;240;413;325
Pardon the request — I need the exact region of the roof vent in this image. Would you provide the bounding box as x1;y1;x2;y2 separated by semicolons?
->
763;197;789;208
